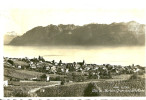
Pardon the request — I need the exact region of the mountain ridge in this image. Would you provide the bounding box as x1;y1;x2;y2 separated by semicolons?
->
9;21;145;46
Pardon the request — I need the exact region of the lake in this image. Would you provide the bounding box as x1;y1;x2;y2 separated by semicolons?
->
3;45;145;66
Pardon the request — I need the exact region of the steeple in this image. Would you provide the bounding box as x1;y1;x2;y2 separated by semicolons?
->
83;60;85;65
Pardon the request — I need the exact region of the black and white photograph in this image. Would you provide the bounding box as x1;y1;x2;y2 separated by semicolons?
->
0;0;146;99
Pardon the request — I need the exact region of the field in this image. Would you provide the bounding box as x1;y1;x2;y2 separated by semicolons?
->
4;67;65;97
4;67;146;97
4;85;37;97
13;60;29;66
4;68;44;80
4;81;60;97
4;67;66;80
36;77;145;97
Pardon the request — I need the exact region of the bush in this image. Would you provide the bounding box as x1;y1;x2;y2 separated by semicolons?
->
40;74;47;78
129;74;141;80
7;60;14;65
49;77;56;81
12;89;28;97
56;76;65;81
73;75;85;82
138;70;145;75
61;80;65;85
84;82;101;96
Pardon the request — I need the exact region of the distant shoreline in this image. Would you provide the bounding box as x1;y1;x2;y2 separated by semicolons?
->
4;44;145;47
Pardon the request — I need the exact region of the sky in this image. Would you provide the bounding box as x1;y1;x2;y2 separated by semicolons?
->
0;0;146;35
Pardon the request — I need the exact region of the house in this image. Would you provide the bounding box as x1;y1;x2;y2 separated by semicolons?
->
30;61;33;64
56;66;64;72
54;62;58;66
40;89;45;93
65;68;69;73
61;68;65;72
96;72;100;79
36;63;44;68
66;63;73;67
44;63;53;69
74;60;86;69
75;63;81;70
94;66;99;70
18;65;22;69
4;62;12;68
66;63;75;71
79;67;83;71
115;69;120;74
85;67;90;71
30;64;37;69
30;77;38;81
133;68;140;73
50;66;57;73
87;64;94;69
46;75;50;81
4;80;8;87
46;66;50;70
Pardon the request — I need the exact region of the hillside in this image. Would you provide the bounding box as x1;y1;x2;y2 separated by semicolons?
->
4;35;17;45
9;21;145;46
4;68;44;80
36;78;145;97
4;67;66;80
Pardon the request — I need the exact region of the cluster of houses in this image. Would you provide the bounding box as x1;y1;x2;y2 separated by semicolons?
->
4;56;145;80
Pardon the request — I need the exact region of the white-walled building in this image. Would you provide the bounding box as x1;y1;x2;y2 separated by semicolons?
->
4;80;8;87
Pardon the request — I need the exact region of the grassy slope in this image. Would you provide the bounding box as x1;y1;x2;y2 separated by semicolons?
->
4;67;66;80
4;67;65;97
4;68;44;80
36;78;145;97
4;80;63;97
13;60;29;66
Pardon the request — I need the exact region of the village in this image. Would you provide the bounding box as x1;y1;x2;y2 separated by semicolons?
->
4;56;145;83
3;56;146;97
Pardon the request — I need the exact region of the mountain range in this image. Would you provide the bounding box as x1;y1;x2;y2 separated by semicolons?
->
9;21;145;46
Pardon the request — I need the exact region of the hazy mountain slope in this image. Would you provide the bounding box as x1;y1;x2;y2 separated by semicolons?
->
4;35;17;45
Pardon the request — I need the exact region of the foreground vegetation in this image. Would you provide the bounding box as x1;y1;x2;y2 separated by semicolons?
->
36;76;145;97
4;71;145;97
4;81;60;97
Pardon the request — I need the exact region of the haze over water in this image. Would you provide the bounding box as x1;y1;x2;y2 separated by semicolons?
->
3;45;145;66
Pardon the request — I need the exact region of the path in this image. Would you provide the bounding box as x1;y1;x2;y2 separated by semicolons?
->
28;84;59;97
